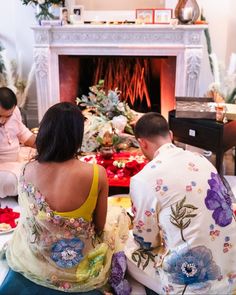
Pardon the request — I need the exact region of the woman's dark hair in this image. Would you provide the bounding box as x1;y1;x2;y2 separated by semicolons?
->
0;87;17;109
134;112;170;139
36;102;84;162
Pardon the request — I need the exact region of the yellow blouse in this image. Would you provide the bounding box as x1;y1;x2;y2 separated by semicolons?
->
54;164;99;221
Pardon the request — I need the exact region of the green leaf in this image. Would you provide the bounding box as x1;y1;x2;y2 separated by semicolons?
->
170;205;176;217
170;220;180;228
176;208;187;220
179;196;186;208
96;136;103;144
184;214;197;218
140;251;146;259
182;219;191;229
124;124;134;135
143;256;149;270
132;253;138;263
183;204;198;210
170;216;179;224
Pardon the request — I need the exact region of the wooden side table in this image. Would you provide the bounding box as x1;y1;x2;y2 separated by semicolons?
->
168;110;236;176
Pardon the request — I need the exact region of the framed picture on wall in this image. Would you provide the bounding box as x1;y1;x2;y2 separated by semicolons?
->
154;9;172;24
136;9;154;24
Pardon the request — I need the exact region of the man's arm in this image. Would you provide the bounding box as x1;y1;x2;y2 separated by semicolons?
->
24;134;36;148
130;176;162;249
14;106;36;148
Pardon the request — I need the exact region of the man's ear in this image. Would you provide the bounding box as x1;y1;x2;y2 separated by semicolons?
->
138;138;148;149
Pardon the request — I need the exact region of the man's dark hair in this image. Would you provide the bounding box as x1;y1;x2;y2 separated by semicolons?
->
36;102;84;163
0;87;17;109
134;112;170;139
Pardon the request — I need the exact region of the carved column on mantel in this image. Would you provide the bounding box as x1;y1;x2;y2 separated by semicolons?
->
32;24;207;121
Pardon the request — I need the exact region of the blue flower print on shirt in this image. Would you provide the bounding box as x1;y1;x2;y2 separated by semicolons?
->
51;238;84;268
205;172;233;227
163;245;221;287
133;233;152;250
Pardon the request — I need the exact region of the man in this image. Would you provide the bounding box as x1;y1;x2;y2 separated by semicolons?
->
0;87;36;198
125;112;236;294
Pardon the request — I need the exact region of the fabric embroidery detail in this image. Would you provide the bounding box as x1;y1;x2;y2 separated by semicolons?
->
170;196;198;242
205;172;235;227
50;275;72;290
155;179;168;195
51;238;84;268
187;162;199;172
163;245;221;295
134;208;156;234
209;224;220;241
223;236;232;253
76;243;108;281
227;273;236;285
108;251;131;295
23;182;95;239
133;233;152;250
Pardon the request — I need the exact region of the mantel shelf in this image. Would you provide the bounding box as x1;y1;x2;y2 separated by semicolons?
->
32;23;207;121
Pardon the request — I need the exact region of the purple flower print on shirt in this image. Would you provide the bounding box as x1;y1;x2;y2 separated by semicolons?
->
205;172;233;227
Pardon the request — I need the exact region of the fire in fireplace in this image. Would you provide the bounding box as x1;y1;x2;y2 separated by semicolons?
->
59;55;176;113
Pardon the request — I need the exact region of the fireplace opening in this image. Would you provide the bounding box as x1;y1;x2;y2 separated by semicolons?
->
59;55;176;116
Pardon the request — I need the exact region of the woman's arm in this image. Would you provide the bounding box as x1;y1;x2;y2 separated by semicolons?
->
93;165;109;234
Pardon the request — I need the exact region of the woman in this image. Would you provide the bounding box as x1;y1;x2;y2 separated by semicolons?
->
1;102;130;294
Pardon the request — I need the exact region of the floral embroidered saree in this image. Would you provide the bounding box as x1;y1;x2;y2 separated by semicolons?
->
6;167;130;293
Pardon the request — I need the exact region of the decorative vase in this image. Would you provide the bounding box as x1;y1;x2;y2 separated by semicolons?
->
175;0;200;24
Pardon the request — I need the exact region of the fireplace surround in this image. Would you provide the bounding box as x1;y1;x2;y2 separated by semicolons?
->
32;24;207;121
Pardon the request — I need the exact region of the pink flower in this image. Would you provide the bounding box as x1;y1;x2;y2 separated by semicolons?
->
156;179;163;185
138;220;144;227
186;185;192;192
145;210;151;216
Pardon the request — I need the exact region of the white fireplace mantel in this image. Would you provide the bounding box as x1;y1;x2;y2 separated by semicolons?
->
32;24;207;121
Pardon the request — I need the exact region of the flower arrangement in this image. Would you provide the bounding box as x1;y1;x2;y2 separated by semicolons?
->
0;47;35;108
76;80;141;152
203;17;236;104
21;0;63;21
207;53;236;104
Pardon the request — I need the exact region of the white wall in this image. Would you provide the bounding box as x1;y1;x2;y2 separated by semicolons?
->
0;0;37;127
0;0;235;124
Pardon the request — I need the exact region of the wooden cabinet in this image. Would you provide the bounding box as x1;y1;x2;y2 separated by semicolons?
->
168;110;236;176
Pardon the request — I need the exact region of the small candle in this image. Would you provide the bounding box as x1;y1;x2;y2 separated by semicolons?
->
182;7;193;20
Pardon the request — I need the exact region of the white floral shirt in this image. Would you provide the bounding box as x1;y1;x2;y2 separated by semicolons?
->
126;143;236;294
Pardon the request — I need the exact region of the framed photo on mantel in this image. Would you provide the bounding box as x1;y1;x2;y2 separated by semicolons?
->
154;8;172;24
136;9;154;24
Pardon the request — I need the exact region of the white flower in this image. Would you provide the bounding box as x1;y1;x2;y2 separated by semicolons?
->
112;115;127;133
117;102;125;112
101;97;113;110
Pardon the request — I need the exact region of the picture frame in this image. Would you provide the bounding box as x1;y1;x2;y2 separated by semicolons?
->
60;7;70;25
70;5;84;24
136;9;154;24
154;9;172;24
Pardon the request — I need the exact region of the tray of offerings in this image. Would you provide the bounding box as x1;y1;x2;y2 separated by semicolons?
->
0;206;20;234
